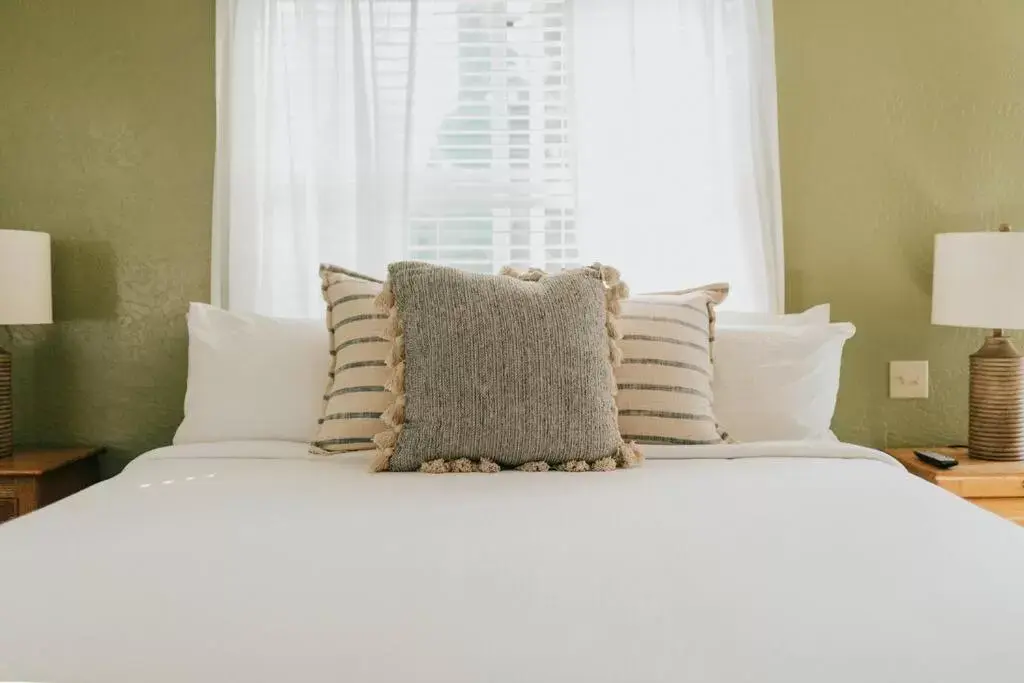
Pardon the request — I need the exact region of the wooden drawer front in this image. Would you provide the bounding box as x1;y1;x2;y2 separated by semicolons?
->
970;497;1024;526
0;487;17;523
941;475;1024;499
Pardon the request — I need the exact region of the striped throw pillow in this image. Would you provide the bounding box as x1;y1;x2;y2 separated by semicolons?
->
311;265;389;453
615;285;729;446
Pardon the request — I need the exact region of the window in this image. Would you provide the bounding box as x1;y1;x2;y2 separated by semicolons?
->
372;0;577;274
216;0;783;317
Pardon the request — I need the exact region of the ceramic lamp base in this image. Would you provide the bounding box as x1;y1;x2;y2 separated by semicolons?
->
0;347;11;459
969;333;1024;461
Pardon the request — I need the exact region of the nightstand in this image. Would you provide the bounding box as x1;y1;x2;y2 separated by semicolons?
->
0;447;103;523
886;447;1024;526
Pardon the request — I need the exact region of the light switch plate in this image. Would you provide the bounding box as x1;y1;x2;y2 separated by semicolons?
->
890;360;929;399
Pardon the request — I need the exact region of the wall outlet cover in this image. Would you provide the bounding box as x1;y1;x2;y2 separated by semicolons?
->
890;360;929;399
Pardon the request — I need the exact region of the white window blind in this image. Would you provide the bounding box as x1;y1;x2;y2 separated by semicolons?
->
380;0;577;274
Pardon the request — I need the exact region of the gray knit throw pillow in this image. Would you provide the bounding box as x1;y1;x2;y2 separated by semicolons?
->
371;262;642;473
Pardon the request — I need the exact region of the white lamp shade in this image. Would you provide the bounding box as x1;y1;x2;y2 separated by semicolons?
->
0;229;53;325
932;231;1024;330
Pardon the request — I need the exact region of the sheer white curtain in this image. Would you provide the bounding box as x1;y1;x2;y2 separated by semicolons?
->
573;0;783;311
214;0;783;317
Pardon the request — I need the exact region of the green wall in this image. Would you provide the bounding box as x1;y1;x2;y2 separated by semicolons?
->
776;0;1024;449
0;0;214;474
1;0;1021;469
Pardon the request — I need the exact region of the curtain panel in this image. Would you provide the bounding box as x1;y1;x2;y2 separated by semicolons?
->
214;0;784;317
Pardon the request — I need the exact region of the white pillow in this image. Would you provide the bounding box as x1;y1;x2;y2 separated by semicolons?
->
716;304;830;327
173;303;329;445
711;322;854;441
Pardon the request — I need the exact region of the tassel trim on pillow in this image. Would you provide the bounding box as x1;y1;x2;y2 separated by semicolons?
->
371;280;406;473
416;455;639;473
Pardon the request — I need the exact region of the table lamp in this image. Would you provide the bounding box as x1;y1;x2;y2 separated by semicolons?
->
932;224;1024;460
0;230;53;459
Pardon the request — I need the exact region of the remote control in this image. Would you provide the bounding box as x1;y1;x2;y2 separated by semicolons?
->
914;450;958;469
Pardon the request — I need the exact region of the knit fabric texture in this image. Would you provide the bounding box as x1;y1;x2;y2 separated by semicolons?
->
372;261;641;473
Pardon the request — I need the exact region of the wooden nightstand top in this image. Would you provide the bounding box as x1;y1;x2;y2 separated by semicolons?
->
0;447;105;477
886;447;1024;524
887;446;1024;478
0;447;104;523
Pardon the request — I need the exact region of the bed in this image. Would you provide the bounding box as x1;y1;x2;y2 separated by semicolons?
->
2;439;1023;682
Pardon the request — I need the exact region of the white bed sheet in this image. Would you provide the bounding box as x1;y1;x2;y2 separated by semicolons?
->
2;440;1023;683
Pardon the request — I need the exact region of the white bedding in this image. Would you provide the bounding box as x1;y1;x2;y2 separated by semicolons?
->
2;441;1024;683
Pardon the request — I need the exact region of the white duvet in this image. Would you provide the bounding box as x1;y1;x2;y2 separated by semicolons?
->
2;441;1024;683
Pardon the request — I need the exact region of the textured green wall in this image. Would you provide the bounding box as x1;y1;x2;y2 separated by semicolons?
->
775;0;1024;449
0;0;214;474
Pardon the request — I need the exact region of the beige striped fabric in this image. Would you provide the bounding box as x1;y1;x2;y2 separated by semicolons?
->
311;265;390;453
615;285;729;446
